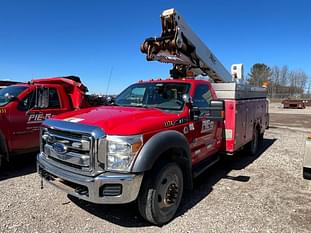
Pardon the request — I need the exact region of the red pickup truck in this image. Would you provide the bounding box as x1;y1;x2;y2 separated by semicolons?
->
0;76;99;167
37;77;269;225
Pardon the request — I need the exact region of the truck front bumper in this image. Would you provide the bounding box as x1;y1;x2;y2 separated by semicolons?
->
37;152;143;204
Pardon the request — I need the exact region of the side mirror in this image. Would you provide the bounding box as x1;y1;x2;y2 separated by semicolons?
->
206;100;224;121
4;93;17;101
182;94;191;104
106;96;112;102
35;87;49;109
183;94;201;121
190;100;224;121
191;106;200;121
106;96;115;105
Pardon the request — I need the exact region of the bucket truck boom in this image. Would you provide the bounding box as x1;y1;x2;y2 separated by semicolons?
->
140;8;237;82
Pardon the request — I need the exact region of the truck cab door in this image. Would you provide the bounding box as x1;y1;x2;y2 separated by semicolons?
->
190;84;218;164
9;89;39;152
11;86;66;152
28;85;68;126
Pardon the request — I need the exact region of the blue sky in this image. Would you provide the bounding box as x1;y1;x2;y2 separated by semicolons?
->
0;0;310;94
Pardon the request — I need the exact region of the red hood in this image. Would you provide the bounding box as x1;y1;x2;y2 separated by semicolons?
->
52;106;183;135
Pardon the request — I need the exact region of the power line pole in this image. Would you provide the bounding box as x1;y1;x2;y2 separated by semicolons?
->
105;67;113;96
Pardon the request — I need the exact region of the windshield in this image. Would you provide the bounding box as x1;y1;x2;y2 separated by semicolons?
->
115;82;190;111
0;86;27;106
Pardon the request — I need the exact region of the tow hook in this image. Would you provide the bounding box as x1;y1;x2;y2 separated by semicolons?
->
75;186;88;196
41;177;43;189
39;169;54;189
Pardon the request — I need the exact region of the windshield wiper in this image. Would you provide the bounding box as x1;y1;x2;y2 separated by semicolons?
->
114;103;148;108
131;104;150;108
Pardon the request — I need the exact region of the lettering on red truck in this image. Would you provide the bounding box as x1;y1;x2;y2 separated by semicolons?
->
201;120;214;133
27;113;52;124
183;126;189;134
164;120;174;127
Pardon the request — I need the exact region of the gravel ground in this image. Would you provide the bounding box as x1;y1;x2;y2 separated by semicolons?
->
1;115;311;232
269;103;311;132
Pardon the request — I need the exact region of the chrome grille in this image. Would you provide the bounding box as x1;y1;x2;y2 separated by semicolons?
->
42;128;93;172
40;119;106;176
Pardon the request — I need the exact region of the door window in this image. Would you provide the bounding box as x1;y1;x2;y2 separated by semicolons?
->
193;84;212;109
48;88;60;108
18;91;36;111
0;86;27;107
17;88;60;111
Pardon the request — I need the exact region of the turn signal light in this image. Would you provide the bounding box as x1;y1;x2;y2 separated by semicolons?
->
186;71;194;77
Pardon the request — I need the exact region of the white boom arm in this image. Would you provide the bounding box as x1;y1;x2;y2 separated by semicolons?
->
141;8;235;83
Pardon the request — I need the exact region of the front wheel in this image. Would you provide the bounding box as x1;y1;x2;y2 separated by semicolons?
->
138;162;184;226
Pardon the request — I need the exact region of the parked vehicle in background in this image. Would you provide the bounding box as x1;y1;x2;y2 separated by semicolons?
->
282;99;305;109
0;76;104;168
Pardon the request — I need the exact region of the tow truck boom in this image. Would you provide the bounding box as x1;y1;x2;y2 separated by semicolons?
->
140;8;234;83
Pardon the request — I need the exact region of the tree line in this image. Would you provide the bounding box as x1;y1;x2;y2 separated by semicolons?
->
248;63;310;99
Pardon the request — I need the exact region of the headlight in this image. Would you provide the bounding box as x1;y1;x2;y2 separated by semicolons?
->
106;135;143;172
40;127;48;152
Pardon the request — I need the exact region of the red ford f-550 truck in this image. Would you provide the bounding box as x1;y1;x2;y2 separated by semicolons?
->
0;76;100;167
37;9;269;225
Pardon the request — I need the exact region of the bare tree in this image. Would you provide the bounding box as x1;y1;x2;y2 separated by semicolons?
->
270;66;280;98
287;70;308;97
254;64;310;99
307;80;311;98
267;65;290;98
296;70;307;94
280;65;289;86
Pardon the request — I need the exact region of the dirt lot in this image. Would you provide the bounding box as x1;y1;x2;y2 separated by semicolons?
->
1;105;311;233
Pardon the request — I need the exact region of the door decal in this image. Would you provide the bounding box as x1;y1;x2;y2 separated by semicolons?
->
27;113;52;124
201;120;214;133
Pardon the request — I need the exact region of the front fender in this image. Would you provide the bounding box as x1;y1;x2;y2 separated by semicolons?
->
132;130;191;173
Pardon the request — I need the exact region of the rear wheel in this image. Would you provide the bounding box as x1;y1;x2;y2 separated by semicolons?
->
138;162;184;226
248;128;260;156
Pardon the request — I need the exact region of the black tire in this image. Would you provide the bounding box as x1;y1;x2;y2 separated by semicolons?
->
248;128;260;156
0;140;4;168
303;167;311;180
138;162;184;226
